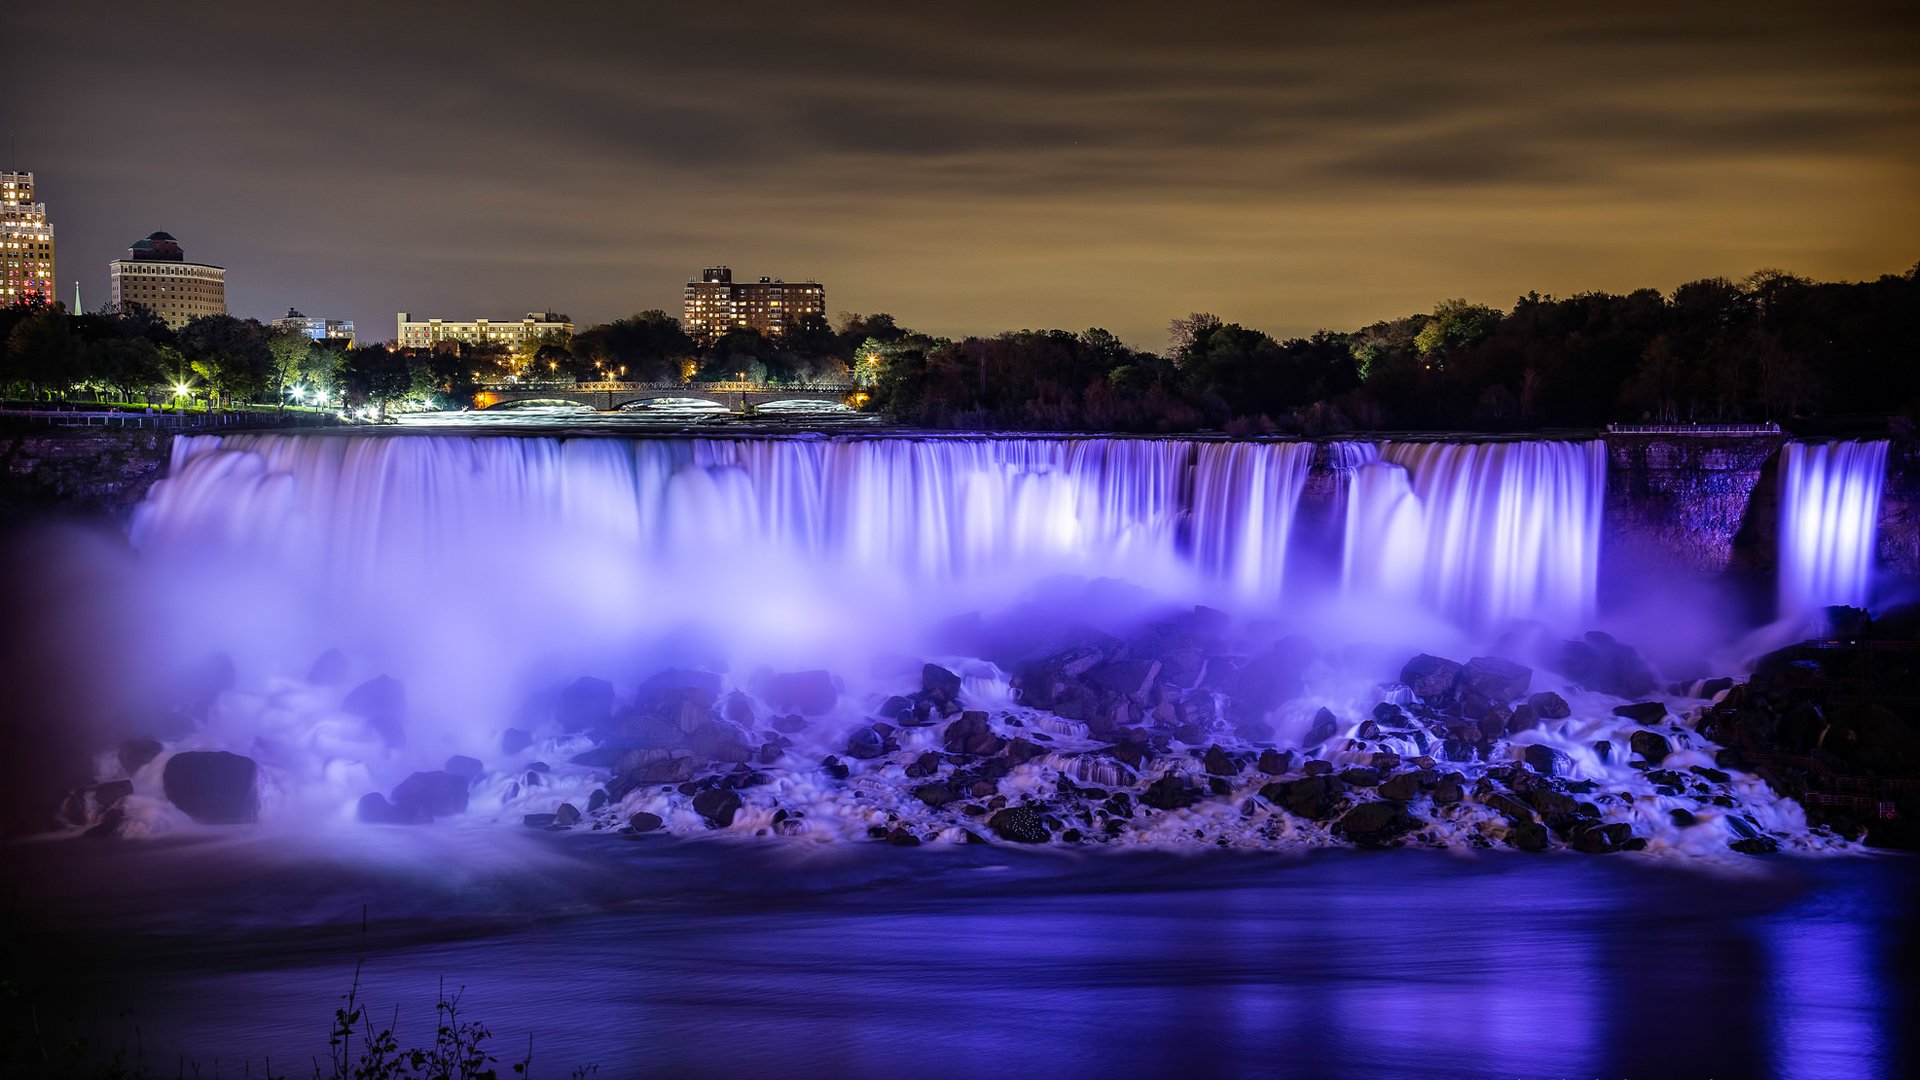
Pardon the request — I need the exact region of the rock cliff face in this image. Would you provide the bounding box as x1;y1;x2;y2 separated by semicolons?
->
0;431;172;522
1600;434;1785;577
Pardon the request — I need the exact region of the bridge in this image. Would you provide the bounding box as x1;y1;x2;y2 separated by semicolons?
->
472;381;858;414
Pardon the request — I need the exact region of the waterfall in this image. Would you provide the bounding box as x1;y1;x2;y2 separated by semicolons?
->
1778;440;1889;614
1342;440;1606;628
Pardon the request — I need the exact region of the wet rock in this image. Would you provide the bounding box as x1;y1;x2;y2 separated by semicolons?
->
771;713;809;734
552;802;582;827
162;750;259;824
1458;656;1532;702
1202;744;1241;776
628;811;665;833
501;727;534;756
616;748;697;784
914;783;956;808
1339;766;1381;788
1439;738;1480;763
689;718;755;764
1373;701;1407;723
1690;765;1732;785
1613;701;1668;725
922;663;964;705
1730;836;1780;855
390;770;469;818
557;676;615;732
692;788;742;828
1628;730;1673;765
338;674;408;748
358;792;426;825
1503;704;1539;734
1377;771;1423;801
1669;808;1698;828
1263;775;1346;820
1304;707;1340;747
944;711;1005;756
905;752;944;778
1523;744;1573;778
1336;801;1420;847
1086;659;1161;698
760;670;839;716
1593;739;1614;765
1481;792;1535;824
1506;821;1551;851
1400;654;1463;702
1432;774;1465;805
1142;774;1204;811
845;725;891;760
587;788;609;812
522;813;557;829
1528;692;1571;720
1558;631;1657;699
117;737;165;777
989;805;1051;843
1257;748;1294;775
444;755;484;781
307;648;350;685
1572;822;1631;854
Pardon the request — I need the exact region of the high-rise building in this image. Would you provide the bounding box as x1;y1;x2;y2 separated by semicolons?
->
1;171;56;307
395;311;572;350
683;267;825;342
109;232;227;328
273;307;356;343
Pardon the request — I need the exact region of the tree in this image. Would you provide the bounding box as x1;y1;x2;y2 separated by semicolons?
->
1166;312;1222;366
177;315;273;407
1413;299;1502;365
267;327;311;408
336;345;412;417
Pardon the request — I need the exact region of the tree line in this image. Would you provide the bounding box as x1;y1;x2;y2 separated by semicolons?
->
2;260;1914;428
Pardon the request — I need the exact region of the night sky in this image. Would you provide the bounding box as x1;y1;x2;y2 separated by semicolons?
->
18;1;1920;347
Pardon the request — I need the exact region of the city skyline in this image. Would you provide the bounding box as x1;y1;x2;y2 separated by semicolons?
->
12;1;1920;348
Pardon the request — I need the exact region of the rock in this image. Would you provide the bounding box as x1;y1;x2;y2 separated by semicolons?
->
1141;774;1203;811
553;802;582;827
522;813;557;829
444;755;484;780
1527;691;1571;720
1481;792;1535;823
1506;821;1551;851
1377;771;1422;801
1613;701;1668;725
1202;744;1241;776
1256;748;1294;775
688;719;755;763
1086;659;1161;698
1523;744;1573;778
944;712;1005;756
1336;801;1420;847
1432;775;1465;805
1730;836;1779;855
1262;775;1345;820
588;788;609;812
761;670;839;716
988;805;1050;843
1339;766;1381;788
1571;822;1631;853
358;792;427;825
692;788;742;828
390;770;469;818
501;727;534;756
1628;730;1673;765
557;676;616;732
1669;808;1697;827
846;725;892;760
1373;702;1407;723
628;811;665;833
117;737;165;776
343;675;407;748
922;663;964;705
162;751;259;824
615;748;698;784
1503;704;1538;735
1400;654;1462;701
307;648;350;685
914;783;956;807
1558;632;1657;699
1304;707;1339;747
1593;739;1614;764
771;713;809;734
1458;657;1532;702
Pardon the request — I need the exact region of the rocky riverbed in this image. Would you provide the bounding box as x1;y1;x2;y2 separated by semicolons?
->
54;600;1920;858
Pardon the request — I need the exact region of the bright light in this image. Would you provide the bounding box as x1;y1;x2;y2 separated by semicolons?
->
172;383;191;397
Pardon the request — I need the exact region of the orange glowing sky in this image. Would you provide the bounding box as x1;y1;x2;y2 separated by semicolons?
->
18;1;1920;347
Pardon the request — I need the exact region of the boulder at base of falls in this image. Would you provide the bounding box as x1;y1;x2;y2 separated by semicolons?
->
390;769;470;819
1613;701;1668;725
357;792;428;825
557;676;615;732
757;670;840;716
988;805;1051;843
162;751;259;824
628;811;665;833
1335;801;1421;847
1628;730;1673;765
1558;632;1657;699
692;787;742;828
1528;691;1572;720
1457;657;1533;703
343;675;408;748
1400;654;1463;702
922;663;964;705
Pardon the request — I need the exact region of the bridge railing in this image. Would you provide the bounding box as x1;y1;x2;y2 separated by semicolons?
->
484;381;854;394
1605;422;1783;435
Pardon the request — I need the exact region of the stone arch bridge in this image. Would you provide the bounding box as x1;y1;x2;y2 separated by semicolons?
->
473;381;857;414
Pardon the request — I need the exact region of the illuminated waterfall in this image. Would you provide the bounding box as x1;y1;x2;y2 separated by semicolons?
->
1343;441;1606;628
1778;440;1888;614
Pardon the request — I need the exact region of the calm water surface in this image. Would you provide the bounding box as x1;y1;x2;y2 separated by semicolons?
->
7;834;1917;1079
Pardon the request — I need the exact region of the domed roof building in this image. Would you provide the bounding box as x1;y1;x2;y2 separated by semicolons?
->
110;230;226;328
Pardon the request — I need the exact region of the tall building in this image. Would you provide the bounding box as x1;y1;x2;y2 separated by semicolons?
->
395;311;572;350
273;307;356;343
683;267;825;342
1;171;56;307
109;232;227;328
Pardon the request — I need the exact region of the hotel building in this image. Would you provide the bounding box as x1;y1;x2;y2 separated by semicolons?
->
395;311;572;349
273;308;356;343
1;171;56;307
109;232;227;328
683;267;825;342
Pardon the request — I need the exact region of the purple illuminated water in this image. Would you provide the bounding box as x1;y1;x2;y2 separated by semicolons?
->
1779;439;1890;615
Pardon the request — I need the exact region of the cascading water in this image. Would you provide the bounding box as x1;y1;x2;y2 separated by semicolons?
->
1778;439;1889;615
1342;441;1606;629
